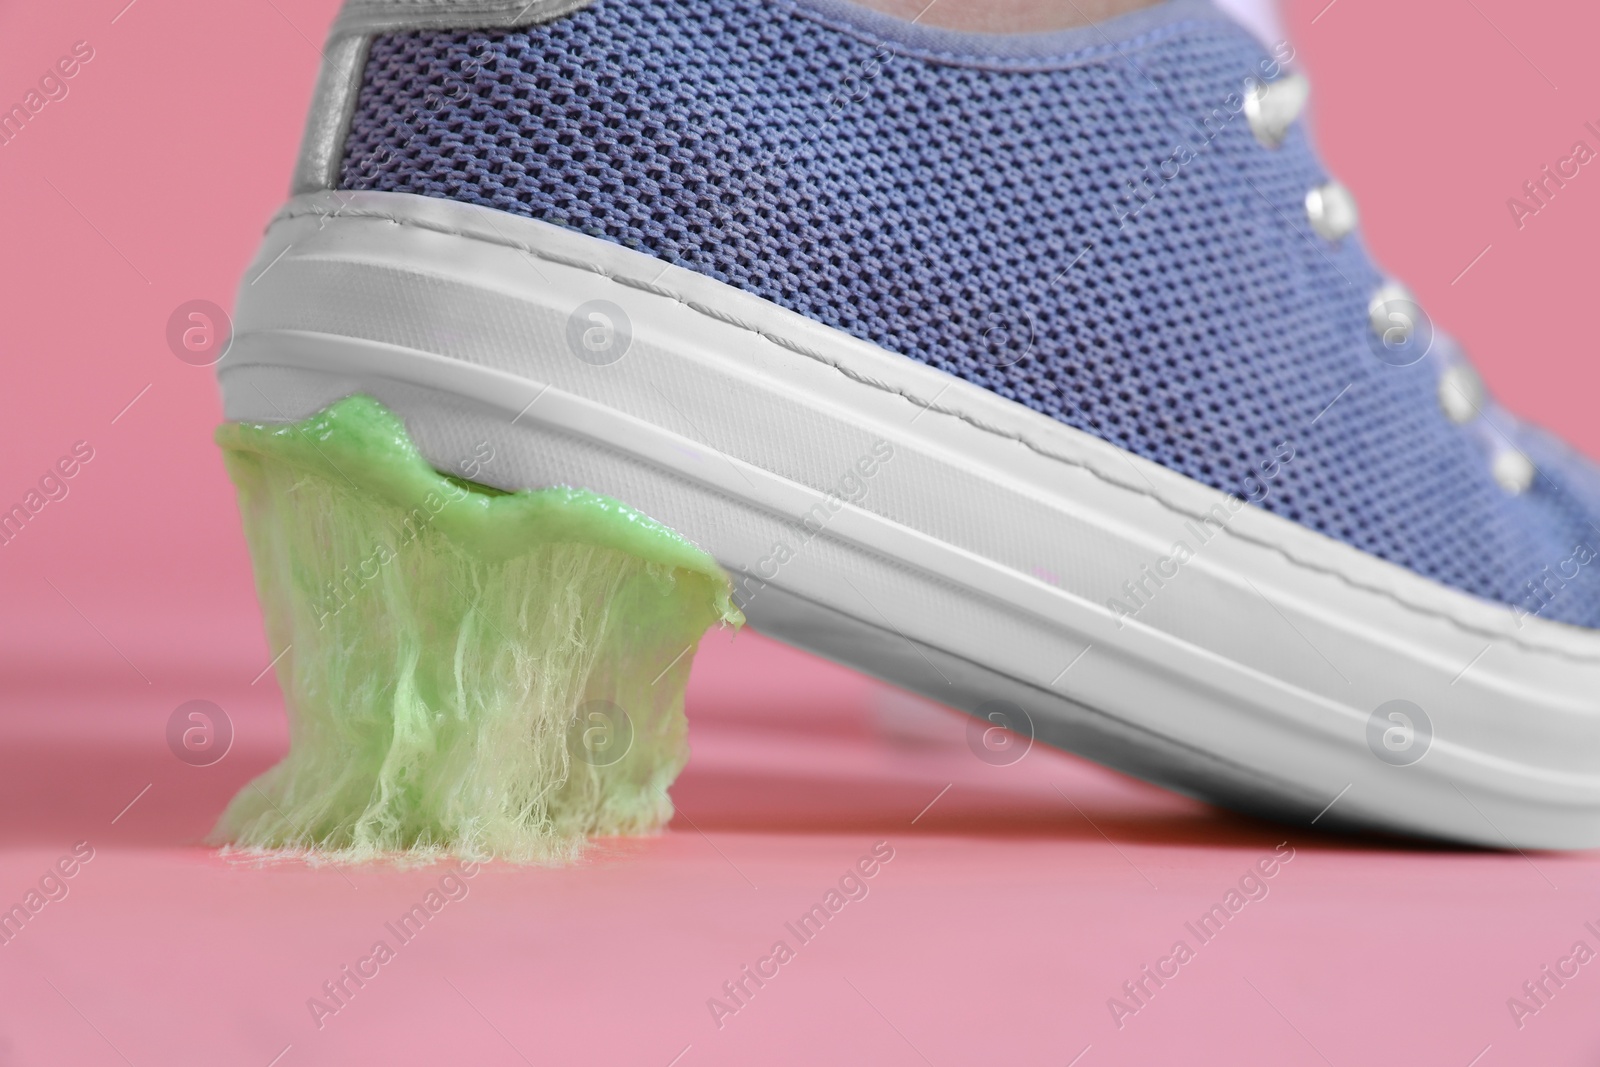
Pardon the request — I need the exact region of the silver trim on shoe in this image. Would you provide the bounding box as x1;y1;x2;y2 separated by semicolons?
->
290;0;597;194
330;0;596;38
290;35;371;195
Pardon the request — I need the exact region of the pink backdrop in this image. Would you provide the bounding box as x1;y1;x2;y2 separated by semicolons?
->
2;0;1598;1063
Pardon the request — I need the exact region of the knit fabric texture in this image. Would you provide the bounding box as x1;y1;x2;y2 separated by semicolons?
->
339;0;1600;629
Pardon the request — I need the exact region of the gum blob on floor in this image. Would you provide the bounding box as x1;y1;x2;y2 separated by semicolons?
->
212;394;741;864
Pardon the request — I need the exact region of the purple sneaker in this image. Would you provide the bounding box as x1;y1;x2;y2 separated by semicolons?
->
217;0;1600;851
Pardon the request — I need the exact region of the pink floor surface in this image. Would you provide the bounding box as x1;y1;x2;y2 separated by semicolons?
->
6;632;1600;1065
5;0;1600;1062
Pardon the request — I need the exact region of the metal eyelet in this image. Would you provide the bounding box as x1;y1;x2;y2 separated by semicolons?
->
1305;181;1358;242
1367;282;1417;343
1437;364;1485;425
1244;72;1310;149
1492;449;1535;495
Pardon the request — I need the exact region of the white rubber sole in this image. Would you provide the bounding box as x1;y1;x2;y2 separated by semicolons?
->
220;190;1600;850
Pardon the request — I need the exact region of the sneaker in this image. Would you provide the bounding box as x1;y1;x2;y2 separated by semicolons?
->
217;0;1600;851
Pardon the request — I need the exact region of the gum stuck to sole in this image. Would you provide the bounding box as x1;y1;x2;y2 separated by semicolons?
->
211;394;742;864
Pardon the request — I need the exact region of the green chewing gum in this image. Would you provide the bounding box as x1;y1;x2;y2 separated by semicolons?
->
212;394;741;864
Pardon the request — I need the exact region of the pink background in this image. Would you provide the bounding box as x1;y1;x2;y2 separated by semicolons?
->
3;0;1599;1063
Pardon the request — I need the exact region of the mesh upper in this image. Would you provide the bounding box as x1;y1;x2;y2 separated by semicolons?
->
338;0;1600;629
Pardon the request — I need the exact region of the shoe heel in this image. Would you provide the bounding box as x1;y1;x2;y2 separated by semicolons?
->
210;394;740;863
